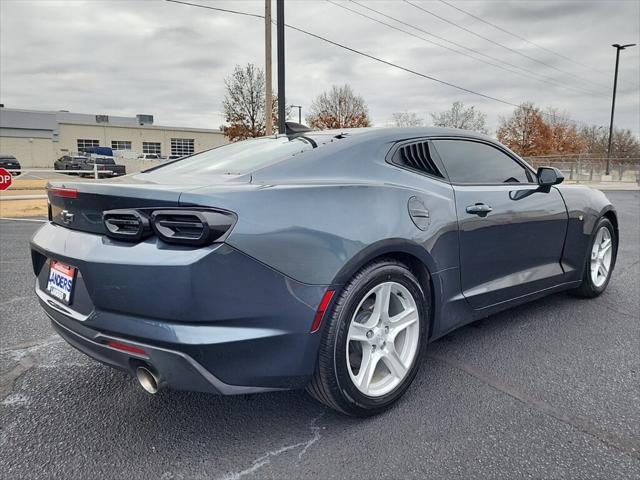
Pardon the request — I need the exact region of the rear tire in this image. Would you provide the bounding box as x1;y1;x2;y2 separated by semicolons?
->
307;258;428;416
570;217;617;298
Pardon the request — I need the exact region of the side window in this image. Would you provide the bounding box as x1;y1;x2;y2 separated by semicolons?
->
432;140;532;184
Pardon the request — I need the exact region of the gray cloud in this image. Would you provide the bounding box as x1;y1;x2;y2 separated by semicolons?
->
1;0;638;135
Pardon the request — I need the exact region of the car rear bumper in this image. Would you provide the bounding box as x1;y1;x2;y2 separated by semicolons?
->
48;309;275;395
31;222;331;392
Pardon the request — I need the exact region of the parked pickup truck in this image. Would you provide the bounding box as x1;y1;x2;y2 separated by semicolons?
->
78;157;127;178
54;154;90;174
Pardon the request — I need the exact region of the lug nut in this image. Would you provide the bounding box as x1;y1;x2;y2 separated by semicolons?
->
384;326;389;334
366;330;373;338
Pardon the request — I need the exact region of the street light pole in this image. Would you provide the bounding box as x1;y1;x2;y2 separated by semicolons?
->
276;0;286;134
606;43;636;175
290;104;302;124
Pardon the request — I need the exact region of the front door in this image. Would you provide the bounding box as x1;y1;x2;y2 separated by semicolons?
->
431;138;568;310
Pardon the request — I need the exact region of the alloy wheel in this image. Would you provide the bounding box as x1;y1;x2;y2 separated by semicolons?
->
590;225;613;288
346;281;420;397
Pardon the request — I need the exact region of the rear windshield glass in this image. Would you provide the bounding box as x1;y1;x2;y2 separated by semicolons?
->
150;136;315;175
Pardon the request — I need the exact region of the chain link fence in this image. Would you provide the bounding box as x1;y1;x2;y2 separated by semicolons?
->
524;155;640;183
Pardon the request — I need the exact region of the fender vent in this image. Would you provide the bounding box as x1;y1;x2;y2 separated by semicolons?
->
395;142;442;178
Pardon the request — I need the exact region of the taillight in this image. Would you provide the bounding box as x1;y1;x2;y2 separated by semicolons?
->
103;209;152;241
102;208;236;245
48;187;77;198
150;209;236;246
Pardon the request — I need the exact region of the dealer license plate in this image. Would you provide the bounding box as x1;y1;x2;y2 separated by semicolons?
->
47;260;76;305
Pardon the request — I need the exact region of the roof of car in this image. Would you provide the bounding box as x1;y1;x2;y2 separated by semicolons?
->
297;126;493;143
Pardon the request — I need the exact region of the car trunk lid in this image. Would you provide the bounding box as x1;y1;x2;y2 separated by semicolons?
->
47;174;248;235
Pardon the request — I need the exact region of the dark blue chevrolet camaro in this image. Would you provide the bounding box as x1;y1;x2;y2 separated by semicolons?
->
31;126;618;416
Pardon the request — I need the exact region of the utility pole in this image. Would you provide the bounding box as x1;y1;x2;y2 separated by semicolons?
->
277;0;285;134
264;0;273;135
290;104;302;124
606;43;636;175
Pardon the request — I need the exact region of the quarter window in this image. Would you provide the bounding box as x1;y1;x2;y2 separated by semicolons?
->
432;140;532;184
142;142;161;155
171;138;194;156
392;141;443;178
77;139;99;150
111;140;131;150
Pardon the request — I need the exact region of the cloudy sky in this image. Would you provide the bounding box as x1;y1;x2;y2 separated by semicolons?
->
1;0;638;135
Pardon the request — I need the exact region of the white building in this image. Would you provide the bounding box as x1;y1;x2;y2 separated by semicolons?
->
0;106;227;168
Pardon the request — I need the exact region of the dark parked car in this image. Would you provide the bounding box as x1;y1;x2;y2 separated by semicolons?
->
77;156;126;178
31;127;617;416
0;154;21;175
54;154;89;174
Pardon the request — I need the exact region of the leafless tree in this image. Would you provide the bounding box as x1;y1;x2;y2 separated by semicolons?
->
579;125;640;158
391;111;424;127
222;63;287;141
306;84;371;129
431;101;488;134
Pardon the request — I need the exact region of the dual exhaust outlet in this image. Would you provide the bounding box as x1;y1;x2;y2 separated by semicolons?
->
135;366;162;394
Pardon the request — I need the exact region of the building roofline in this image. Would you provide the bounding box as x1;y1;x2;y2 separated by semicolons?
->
57;121;223;134
0;107;222;134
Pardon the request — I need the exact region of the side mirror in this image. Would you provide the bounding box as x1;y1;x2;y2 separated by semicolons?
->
537;166;564;188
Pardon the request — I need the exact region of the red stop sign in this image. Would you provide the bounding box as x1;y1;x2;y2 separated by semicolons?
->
0;168;13;190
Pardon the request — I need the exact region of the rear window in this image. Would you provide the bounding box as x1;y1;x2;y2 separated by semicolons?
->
149;136;315;176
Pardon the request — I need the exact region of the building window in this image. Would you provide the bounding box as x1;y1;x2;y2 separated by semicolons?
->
111;140;131;150
142;142;161;155
171;138;194;156
77;139;99;150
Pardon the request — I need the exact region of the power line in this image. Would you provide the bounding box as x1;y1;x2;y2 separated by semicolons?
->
165;0;263;19
344;0;605;98
325;0;554;89
404;0;611;91
438;0;638;87
164;0;595;126
165;0;517;105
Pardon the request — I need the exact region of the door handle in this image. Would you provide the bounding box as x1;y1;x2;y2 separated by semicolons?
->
466;203;492;217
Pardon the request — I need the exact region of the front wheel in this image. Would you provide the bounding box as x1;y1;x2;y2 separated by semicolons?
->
307;259;428;416
571;217;617;298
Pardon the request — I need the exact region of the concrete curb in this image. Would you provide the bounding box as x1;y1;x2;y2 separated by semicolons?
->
0;195;48;200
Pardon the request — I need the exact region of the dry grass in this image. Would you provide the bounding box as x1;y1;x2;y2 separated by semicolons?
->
5;178;49;190
0;198;48;218
0;189;45;197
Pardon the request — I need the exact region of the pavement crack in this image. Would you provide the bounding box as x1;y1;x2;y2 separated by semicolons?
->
1;335;62;354
0;295;33;307
429;354;640;460
220;412;325;480
597;301;637;319
0;355;35;400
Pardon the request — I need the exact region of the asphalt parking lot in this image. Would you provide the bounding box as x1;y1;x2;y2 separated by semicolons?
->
1;190;638;479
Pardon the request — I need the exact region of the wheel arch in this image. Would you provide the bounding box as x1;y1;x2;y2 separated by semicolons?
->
602;208;618;237
331;239;438;339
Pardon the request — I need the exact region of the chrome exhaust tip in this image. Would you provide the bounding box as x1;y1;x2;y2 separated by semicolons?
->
136;366;160;394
